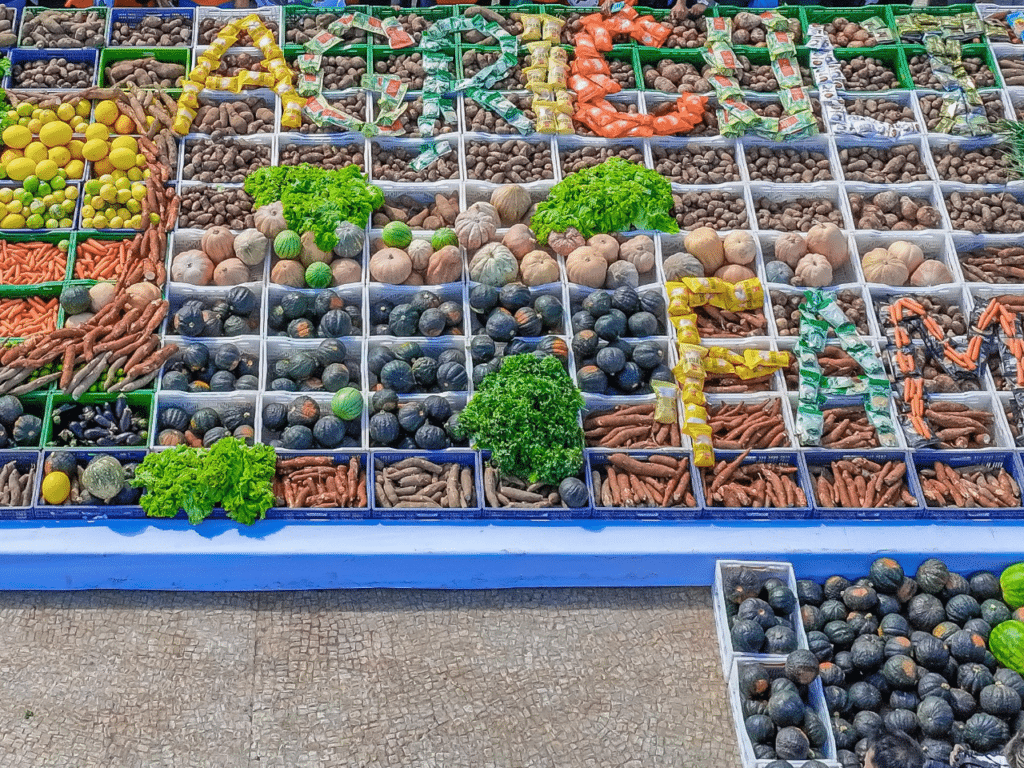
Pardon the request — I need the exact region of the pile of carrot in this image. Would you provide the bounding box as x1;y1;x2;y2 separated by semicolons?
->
74;238;132;281
0;298;58;339
0;241;67;285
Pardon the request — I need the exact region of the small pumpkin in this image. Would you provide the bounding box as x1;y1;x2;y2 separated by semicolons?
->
254;200;287;239
333;221;365;259
662;252;704;281
806;222;848;268
889;240;924;274
566;246;608;289
520;250;559;286
684;227;724;274
202;226;236;263
547;227;585;257
235;228;269;266
620;235;655;274
214;258;250;286
469;243;518;286
861;247;909;285
715;264;756;283
774;232;808;267
370;247;413;284
425;245;462;284
171;249;214;285
588;234;620;264
406;239;434;272
272;260;305;288
454;202;500;249
794;253;833;288
299;231;332;267
605;260;639;290
490;184;531;226
910;260;953;287
502;224;537;260
723;231;756;265
82;455;125;503
330;259;361;286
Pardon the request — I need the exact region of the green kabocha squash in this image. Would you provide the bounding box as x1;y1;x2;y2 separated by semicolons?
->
784;649;819;685
979;682;1022;718
1001;563;1024;609
731;619;765;653
917;559;951;595
82;455;125;503
870;558;905;595
964;712;1009;753
558;477;588;508
995;668;1024;699
60;284;91;315
767;689;805;728
745;714;774;744
990;619;1024;674
958;663;995;696
274;230;302;259
947;594;982;625
333;222;365;259
738;598;776;629
918;696;955;738
725;568;763;605
775;726;810;760
883;654;919;690
948;630;987;664
739;663;770;699
765;625;797;654
382;221;413;249
970;571;1003;602
12;414;41;446
981;599;1012;627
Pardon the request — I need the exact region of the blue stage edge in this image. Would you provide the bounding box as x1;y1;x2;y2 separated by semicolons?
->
0;520;1020;590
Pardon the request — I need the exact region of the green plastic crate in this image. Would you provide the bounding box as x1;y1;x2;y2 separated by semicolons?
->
98;47;191;90
44;390;154;448
282;5;370;50
0;233;72;297
802;6;898;47
832;45;912;92
891;4;984;45
902;43;1004;91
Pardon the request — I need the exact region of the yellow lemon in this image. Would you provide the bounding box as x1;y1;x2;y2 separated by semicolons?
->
5;157;37;182
42;472;71;505
109;136;138;154
0;148;24;165
126;167;143;182
33;159;58;182
39;120;72;148
38;109;57;125
81;138;109;162
76;99;92;118
92;214;108;229
113;115;136;135
67;139;85;160
64;160;85;180
0;213;25;229
26;118;42;135
1;124;31;150
131;184;147;202
93;100;119;126
24;142;48;164
84;123;109;142
0;188;12;204
56;102;76;122
48;146;71;167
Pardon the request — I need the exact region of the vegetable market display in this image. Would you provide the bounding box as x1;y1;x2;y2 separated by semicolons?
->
2;4;1024;523
718;557;1024;766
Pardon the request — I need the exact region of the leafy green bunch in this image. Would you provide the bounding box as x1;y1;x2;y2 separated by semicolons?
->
997;120;1024;181
530;157;679;245
243;163;384;252
131;437;277;525
458;355;585;485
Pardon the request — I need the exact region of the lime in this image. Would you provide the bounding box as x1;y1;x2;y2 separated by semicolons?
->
48;204;63;219
59;217;72;228
44;218;59;230
25;214;44;229
28;199;45;215
49;176;65;191
36;181;51;197
58;239;69;252
15;102;32;118
21;175;39;195
84;178;101;196
61;200;76;215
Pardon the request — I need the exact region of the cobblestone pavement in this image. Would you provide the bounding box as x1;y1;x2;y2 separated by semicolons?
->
0;588;737;768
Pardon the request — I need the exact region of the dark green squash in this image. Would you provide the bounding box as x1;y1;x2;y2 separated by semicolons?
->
970;571;1003;602
582;290;612;317
818;661;844;688
913;634;950;672
771;678;798;697
731;619;765;653
281;424;313;450
421;395;452;425
418;308;448;338
981;599;1011;627
438;301;463;329
393;341;423;364
174;302;206;336
319;309;353;338
847;611;879;636
287;317;316;339
942;572;970;602
739;663;771;699
801;605;823;633
883;707;919;735
842;584;878;612
766;585;797;616
572;329;600;361
765;625;798;654
979;682;1022;717
886;636;914;660
797;579;824;606
785;649;820;685
157;428;186;446
369;412;400;446
571;310;596;334
409;290;441;313
933;621;961;641
533;294;564;330
917;559;951;595
909;594;946;631
806;631;833;662
159;406;189;432
752;745;776;760
883;654;919;690
611;285;640;314
201;426;229;448
958;663;995;696
485;309;517;342
824;575;851;601
594;309;627;341
469;284;499;315
261;403;287;432
436;361;468;392
536;336;569;367
626;309;660;338
513;307;543;337
964;712;1010;752
850;635;885;672
948;629;988;663
920;739;953;765
878;594;901;617
412;357;439;389
322;363;351;392
414;424;448;451
181;343;210;372
280;292;309;320
847;681;882;711
819;600;847;624
880;613;911;639
870;557;905;594
288;351;320;382
639;289;665;318
745;714;775;744
852;710;884;741
995;668;1024;700
470;335;497;364
209;370;236;392
824;685;847;714
947;594;982;625
370;300;394;326
891;690;920;711
397;403;426;434
380;360;415;393
612;362;644;393
824;620;856;649
222;314;250;337
774;726;809;761
558;477;589;508
631;340;665;370
918;672;952;703
898;576;920;604
189;408;220;437
832;716;858;751
767;689;805;728
286;396;320;428
270;378;297;392
498;283;531;313
235;374;259;391
964;618;992;641
388;304;420;337
577;365;607;394
313;416;346;449
725;568;763;605
226;286;256;317
949;688;977;720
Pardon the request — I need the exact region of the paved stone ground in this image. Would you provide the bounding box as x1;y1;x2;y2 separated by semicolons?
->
0;588;738;768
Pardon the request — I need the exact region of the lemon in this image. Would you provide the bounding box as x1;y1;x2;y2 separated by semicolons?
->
56;103;75;122
1;124;31;150
125;199;142;215
127;167;143;182
44;218;59;230
113;176;130;191
62;186;78;202
38;109;57;125
109;136;138;154
5;157;36;182
92;214;108;229
47;146;70;167
24;142;47;164
33;159;58;182
113;115;135;135
6;199;21;215
64;160;84;180
108;215;124;229
0;213;25;229
81;216;94;228
42;470;72;505
81;204;95;219
81;138;108;162
84;123;109;142
0;188;12;204
135;153;147;168
76;99;91;119
93;159;114;176
39;121;72;148
67;139;85;160
93;100;118;126
16;102;32;118
99;184;118;204
26;118;42;135
127;215;142;229
27;199;44;215
131;184;147;202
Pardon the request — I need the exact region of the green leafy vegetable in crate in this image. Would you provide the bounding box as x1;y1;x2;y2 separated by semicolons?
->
459;355;584;485
132;437;276;525
530;158;679;245
244;164;384;254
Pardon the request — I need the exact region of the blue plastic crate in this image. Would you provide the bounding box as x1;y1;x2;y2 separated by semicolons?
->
912;449;1024;520
4;48;98;90
108;8;194;47
806;449;928;520
33;449;146;521
700;450;813;520
266;452;371;520
0;2;23;51
371;450;481;520
479;451;591;521
0;450;39;521
588;450;700;520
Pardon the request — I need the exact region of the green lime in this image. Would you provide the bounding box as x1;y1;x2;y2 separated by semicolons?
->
49;176;65;191
44;218;59;230
22;175;38;195
57;239;69;252
36;181;51;197
25;214;44;229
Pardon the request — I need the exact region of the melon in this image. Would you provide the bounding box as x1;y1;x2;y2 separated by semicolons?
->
382;221;413;249
431;228;458;251
331;387;362;421
305;262;332;289
274;230;302;260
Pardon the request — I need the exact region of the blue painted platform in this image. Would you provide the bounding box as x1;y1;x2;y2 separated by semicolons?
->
0;519;1020;590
